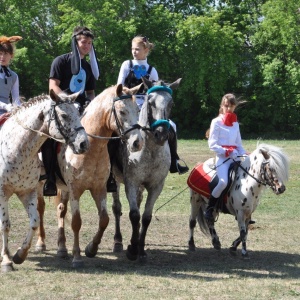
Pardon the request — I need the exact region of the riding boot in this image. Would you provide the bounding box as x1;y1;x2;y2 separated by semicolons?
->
106;139;117;193
41;139;57;196
168;125;189;175
204;195;218;221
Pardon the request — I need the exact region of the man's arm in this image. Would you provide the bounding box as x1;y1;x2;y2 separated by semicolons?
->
49;78;62;95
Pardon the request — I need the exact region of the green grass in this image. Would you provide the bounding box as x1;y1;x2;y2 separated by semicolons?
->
1;139;300;300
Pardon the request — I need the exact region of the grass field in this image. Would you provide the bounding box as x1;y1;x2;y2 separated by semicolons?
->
1;139;299;300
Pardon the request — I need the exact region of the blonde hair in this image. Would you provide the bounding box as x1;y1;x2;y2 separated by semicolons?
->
132;35;154;52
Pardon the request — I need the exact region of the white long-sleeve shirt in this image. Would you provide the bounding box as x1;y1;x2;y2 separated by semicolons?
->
208;114;246;157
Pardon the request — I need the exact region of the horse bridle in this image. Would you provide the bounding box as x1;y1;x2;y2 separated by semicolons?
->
49;101;85;144
235;158;276;189
110;95;142;141
145;85;173;132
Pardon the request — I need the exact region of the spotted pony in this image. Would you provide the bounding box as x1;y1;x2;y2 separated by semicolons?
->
188;143;289;258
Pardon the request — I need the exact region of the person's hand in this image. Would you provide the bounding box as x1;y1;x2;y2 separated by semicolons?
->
229;149;238;159
5;104;13;112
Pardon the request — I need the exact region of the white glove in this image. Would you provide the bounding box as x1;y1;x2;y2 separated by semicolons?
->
5;104;13;112
230;149;238;159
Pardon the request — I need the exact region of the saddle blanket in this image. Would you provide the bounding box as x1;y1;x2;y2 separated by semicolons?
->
187;158;216;197
0;112;11;126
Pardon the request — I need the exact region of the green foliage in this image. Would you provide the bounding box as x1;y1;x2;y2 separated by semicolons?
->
0;0;299;137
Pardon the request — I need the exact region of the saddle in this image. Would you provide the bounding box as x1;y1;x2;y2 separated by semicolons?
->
187;158;239;213
0;112;11;126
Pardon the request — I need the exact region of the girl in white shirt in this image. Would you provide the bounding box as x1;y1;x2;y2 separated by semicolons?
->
205;93;247;221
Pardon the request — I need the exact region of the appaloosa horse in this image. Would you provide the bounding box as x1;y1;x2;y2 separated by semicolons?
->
188;143;289;258
0;90;89;272
111;78;181;262
36;84;143;267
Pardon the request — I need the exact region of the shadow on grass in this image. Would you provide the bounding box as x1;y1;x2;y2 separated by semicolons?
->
24;244;300;281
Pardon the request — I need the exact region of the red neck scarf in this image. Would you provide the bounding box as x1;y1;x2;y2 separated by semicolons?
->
222;113;237;126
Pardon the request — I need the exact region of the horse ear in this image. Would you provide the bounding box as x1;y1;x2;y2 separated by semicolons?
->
69;91;81;102
142;76;153;90
116;84;123;97
260;149;270;160
49;89;59;103
130;83;143;95
168;78;182;91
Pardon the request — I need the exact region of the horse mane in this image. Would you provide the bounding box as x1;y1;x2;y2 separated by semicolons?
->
257;143;290;183
11;94;50;116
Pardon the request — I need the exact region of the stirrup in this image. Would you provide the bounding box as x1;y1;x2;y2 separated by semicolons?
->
177;159;189;175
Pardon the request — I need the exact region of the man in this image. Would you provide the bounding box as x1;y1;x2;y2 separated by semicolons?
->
42;26;99;196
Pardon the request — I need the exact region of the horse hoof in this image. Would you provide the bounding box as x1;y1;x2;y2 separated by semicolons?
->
1;262;14;272
57;249;68;258
242;253;250;260
35;244;46;252
188;243;196;252
72;259;84;268
213;239;221;250
229;247;237;256
126;245;138;261
12;252;25;265
85;244;98;258
113;242;123;253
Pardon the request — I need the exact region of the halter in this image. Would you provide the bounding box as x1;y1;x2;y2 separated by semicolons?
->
49;101;85;144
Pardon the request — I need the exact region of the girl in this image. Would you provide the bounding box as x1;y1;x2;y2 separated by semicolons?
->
205;93;247;221
0;35;22;116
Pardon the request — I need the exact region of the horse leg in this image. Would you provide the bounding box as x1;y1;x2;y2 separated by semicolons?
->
111;185;123;252
13;191;40;265
85;189;109;258
56;190;69;258
188;190;201;251
229;236;241;256
36;191;46;252
0;196;13;272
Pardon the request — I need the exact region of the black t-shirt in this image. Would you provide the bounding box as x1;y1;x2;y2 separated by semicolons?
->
49;53;96;106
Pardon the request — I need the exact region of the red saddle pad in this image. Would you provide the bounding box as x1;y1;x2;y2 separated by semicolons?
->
0;112;11;126
187;159;215;197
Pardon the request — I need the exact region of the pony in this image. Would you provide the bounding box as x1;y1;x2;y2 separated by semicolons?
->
0;90;89;272
111;78;181;262
188;143;290;258
36;84;143;268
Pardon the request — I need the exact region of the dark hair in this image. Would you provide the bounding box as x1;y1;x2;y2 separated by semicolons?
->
0;42;14;55
72;26;94;40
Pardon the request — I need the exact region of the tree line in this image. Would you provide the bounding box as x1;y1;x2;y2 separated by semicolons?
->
1;0;299;139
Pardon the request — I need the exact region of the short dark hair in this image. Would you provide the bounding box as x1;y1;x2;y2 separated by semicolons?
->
72;26;94;40
0;42;14;54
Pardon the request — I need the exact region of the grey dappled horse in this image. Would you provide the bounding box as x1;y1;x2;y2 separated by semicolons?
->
111;77;181;262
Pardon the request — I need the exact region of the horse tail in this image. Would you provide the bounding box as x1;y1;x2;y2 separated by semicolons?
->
197;205;210;236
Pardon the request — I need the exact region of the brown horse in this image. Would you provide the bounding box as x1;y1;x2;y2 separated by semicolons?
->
36;84;143;267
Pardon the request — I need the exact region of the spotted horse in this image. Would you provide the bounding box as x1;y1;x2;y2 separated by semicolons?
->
188;143;289;258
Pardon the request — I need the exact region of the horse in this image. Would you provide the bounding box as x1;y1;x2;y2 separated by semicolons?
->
36;84;143;268
188;143;290;258
111;77;181;262
0;90;89;272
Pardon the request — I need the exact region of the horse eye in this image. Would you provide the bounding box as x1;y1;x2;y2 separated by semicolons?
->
61;114;68;120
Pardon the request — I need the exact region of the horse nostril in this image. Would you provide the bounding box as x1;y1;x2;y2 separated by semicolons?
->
80;141;88;150
133;140;139;149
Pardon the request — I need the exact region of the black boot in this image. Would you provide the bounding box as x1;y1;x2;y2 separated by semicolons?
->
106;171;117;193
41;139;57;196
168;125;189;175
204;196;218;221
106;139;118;193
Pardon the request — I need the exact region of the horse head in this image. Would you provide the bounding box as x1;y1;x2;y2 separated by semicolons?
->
48;89;89;154
259;144;290;195
140;77;181;146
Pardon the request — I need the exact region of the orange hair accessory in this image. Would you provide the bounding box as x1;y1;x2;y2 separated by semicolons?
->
0;36;23;44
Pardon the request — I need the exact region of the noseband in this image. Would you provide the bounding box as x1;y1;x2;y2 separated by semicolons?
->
49;101;85;144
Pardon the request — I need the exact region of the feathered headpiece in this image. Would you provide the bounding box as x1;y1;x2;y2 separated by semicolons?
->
71;30;100;80
0;36;23;44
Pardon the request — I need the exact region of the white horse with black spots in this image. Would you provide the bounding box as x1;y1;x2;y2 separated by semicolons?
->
188;143;289;258
0;90;89;272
